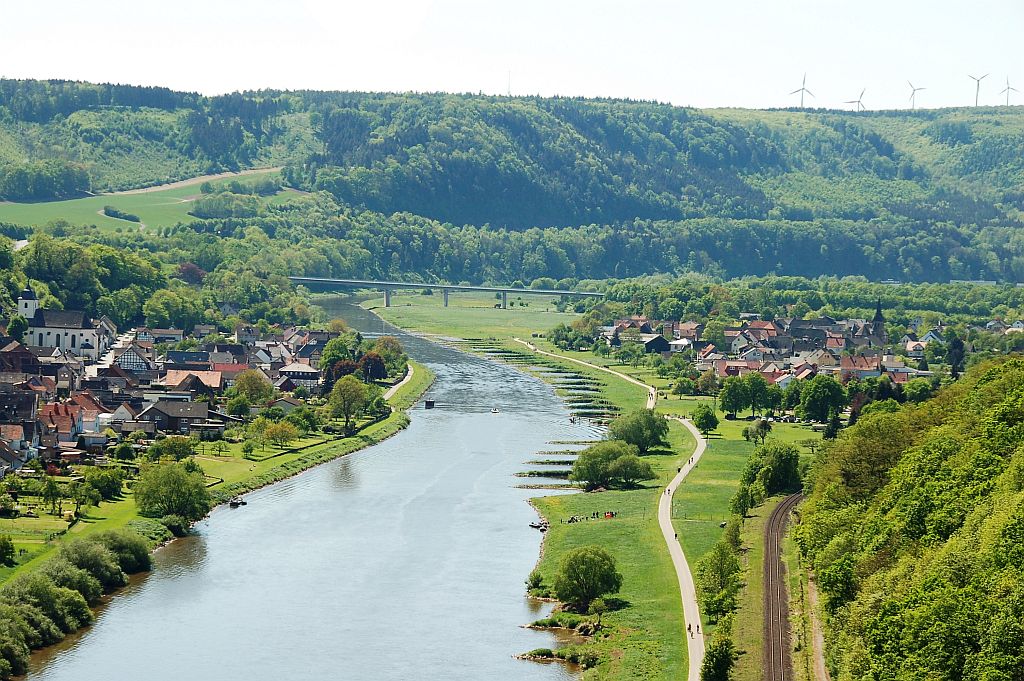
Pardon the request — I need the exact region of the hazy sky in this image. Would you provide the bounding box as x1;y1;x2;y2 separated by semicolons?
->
4;0;1023;110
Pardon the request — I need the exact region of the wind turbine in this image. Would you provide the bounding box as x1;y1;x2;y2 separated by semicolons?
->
999;76;1018;106
907;81;925;110
969;74;988;106
845;88;866;112
789;73;813;108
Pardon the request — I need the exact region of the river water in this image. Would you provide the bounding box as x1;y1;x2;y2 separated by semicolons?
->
28;300;597;681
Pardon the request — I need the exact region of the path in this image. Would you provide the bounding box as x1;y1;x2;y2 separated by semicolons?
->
102;166;283;195
765;493;803;681
513;339;657;409
807;576;831;681
513;338;704;678
383;363;415;400
662;416;708;681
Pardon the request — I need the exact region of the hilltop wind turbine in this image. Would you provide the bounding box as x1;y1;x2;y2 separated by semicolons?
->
969;74;988;106
790;73;814;108
1000;76;1018;106
845;88;866;112
908;81;925;110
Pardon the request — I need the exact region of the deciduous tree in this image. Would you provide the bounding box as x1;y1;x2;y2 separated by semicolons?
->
553;546;623;612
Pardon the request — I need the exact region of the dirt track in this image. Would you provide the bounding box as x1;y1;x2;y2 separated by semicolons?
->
103;166;282;195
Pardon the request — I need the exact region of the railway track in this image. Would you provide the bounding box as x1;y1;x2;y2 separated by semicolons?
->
764;492;803;681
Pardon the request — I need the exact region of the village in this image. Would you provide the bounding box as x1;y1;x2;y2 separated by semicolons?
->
0;286;390;482
590;301;957;392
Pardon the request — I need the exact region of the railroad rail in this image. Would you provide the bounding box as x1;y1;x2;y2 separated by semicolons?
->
764;492;803;681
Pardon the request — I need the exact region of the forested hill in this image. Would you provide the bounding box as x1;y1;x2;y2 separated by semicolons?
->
6;79;1024;281
798;357;1024;680
2;78;1024;227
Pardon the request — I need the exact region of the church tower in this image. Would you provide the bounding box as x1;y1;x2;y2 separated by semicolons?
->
872;299;886;345
17;287;39;320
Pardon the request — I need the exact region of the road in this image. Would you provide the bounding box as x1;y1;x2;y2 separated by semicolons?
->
764;493;803;681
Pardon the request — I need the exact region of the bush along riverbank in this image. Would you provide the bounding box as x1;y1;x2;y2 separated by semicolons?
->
0;528;160;678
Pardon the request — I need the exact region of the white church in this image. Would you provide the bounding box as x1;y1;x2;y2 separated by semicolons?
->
18;287;117;361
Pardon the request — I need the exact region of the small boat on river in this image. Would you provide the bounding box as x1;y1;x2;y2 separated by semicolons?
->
229;497;248;508
491;408;500;413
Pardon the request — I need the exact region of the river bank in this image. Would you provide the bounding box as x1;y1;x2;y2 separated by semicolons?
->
28;300;581;681
364;294;695;679
366;291;826;680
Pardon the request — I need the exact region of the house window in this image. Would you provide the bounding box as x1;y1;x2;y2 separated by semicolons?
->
55;335;61;348
71;335;76;348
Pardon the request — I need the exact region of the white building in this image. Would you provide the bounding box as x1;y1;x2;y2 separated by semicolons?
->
20;289;117;361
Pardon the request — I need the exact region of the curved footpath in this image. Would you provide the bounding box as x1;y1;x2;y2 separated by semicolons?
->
383;363;415;400
662;417;708;681
513;338;704;677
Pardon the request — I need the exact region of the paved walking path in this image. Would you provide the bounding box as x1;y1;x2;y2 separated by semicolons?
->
513;338;704;677
383;363;415;400
662;416;707;680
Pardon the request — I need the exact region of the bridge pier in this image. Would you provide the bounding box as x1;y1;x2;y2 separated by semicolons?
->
443;289;449;307
384;288;392;307
502;291;508;309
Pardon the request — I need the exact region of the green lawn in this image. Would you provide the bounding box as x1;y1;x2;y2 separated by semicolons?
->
729;498;773;681
362;291;579;340
0;169;283;232
532;413;694;679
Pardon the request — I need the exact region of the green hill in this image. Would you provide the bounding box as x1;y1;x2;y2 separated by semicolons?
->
5;79;1024;283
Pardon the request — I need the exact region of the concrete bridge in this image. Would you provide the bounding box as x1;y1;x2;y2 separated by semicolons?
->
288;277;604;308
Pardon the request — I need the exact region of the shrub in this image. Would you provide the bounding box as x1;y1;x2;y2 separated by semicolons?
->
39;558;102;605
0;537;13;567
526;568;544;591
59;540;127;592
160;514;189;537
93;530;152;573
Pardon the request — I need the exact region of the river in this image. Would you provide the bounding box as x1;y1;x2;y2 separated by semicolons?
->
28;300;596;680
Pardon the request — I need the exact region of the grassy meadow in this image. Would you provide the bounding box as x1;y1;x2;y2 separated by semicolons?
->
0;169;284;232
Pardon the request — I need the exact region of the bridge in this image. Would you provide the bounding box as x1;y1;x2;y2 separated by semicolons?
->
288;277;604;308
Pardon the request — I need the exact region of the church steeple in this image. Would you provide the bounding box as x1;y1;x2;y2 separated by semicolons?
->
872;298;885;324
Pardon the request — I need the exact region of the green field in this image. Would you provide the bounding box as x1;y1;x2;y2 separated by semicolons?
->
0;169;284;232
362;291;579;340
